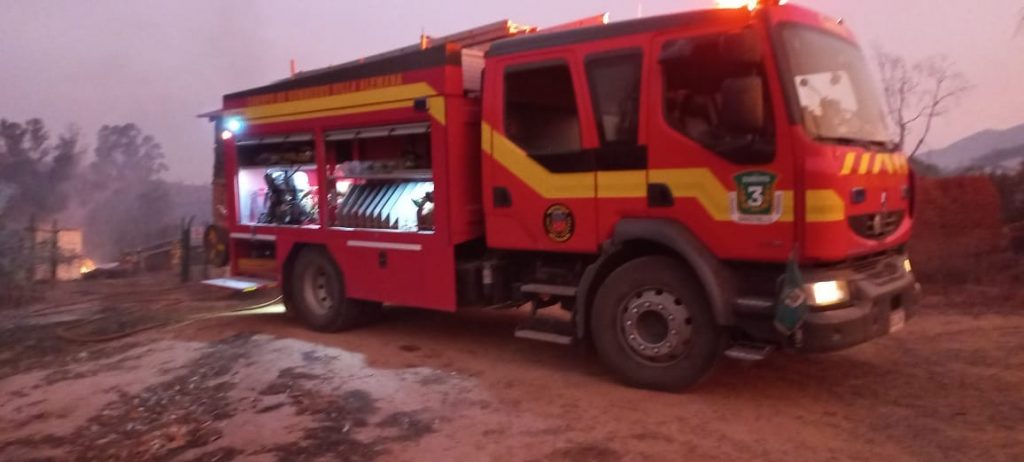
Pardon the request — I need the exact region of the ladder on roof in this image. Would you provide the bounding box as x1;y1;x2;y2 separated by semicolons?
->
289;14;610;82
360;12;610;62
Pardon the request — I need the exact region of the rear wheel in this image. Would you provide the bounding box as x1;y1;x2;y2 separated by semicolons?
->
285;248;380;332
590;256;723;391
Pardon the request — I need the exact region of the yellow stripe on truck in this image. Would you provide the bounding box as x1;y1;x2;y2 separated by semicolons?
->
805;190;846;223
648;168;732;221
227;82;440;123
597;171;647;198
490;125;594;198
484;126;846;223
478;123;847;224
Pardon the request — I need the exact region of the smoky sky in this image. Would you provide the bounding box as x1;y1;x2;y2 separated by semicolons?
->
2;0;1022;182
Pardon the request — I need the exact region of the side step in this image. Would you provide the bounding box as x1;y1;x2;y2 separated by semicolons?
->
514;329;573;345
514;316;575;346
520;283;577;298
724;343;775;361
202;276;276;292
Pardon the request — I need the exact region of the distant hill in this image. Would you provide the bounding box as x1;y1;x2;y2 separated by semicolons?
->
920;123;1024;172
972;144;1024;171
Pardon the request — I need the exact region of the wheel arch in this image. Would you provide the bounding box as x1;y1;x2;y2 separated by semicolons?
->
575;218;736;339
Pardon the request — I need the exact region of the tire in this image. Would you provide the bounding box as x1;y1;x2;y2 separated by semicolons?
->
284;248;380;332
590;255;723;391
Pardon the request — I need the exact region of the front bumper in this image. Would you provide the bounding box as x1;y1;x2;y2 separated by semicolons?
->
734;252;920;353
800;256;919;352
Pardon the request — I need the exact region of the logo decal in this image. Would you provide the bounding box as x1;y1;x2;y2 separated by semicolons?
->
730;171;783;225
544;204;575;242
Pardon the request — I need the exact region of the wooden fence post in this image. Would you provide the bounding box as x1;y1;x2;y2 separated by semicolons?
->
50;219;59;283
26;215;37;283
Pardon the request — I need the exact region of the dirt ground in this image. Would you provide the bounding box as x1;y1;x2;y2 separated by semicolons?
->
1;275;1022;462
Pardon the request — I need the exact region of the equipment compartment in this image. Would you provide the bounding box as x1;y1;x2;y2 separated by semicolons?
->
235;134;319;226
325;123;435;231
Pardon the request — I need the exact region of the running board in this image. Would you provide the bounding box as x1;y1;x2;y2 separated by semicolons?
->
514;329;573;345
514;316;576;345
520;283;577;298
724;343;774;361
202;277;276;292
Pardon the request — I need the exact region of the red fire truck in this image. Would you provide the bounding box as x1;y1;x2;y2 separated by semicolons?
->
206;0;919;390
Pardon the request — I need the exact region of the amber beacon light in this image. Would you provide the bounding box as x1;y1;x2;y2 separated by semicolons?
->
714;0;787;9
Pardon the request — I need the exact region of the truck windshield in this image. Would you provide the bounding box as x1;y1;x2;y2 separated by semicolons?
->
779;24;892;146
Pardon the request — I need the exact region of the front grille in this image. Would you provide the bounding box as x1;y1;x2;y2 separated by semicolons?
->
848;253;901;281
849;211;904;240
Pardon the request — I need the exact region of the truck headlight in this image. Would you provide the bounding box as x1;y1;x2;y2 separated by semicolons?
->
804;280;850;307
903;258;913;273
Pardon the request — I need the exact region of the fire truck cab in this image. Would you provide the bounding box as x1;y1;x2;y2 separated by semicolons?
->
209;1;919;390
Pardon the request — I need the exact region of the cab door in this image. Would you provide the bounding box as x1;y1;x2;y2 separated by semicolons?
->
645;29;795;262
483;54;599;253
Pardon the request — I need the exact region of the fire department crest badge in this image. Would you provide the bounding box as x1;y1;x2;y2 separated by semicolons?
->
730;170;784;225
544;204;574;243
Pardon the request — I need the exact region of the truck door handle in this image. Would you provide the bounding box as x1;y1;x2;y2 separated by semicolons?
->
493;187;512;208
647;183;674;208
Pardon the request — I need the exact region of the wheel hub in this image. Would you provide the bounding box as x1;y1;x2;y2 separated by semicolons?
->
621;288;693;363
302;266;333;315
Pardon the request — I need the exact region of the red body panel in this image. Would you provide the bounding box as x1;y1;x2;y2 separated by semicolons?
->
222;63;479;311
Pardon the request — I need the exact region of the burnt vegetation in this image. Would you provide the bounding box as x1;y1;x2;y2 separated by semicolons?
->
0;118;210;306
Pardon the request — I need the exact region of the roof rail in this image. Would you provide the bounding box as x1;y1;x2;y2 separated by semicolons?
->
539;13;609;34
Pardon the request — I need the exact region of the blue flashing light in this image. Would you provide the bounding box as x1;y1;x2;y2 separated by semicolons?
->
225;117;244;133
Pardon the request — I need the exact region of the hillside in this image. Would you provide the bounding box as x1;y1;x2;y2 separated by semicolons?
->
972;144;1024;171
919;123;1024;171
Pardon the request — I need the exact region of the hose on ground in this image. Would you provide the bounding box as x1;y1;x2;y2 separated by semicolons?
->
54;296;284;343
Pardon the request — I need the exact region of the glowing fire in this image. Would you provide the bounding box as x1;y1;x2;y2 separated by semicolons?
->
80;258;96;275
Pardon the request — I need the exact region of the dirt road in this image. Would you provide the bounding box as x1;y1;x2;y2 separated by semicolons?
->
1;277;1022;461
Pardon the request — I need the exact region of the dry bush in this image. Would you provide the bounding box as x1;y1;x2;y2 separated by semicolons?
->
910;176;1014;284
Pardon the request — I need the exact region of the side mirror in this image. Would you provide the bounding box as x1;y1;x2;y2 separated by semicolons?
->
721;76;765;133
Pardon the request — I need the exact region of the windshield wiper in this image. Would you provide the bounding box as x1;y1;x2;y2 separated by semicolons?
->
815;136;896;151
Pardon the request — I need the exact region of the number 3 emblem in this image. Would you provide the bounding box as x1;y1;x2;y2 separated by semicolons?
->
730;171;782;225
746;185;765;208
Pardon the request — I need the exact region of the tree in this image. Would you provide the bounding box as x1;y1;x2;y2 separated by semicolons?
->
910;157;943;177
0;118;84;223
85;124;167;199
0;118;84;306
83;124;173;260
874;49;970;157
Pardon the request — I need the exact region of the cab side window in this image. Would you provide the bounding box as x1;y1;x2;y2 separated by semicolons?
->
504;61;581;155
661;34;774;163
586;51;642;147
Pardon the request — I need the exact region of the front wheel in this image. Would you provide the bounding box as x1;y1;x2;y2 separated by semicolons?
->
590;256;723;391
285;248;380;332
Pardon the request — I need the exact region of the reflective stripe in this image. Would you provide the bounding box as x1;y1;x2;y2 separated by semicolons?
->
347;240;423;251
230;232;277;242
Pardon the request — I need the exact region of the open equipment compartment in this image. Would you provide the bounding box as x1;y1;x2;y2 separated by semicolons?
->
235;133;319;227
325;122;435;232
